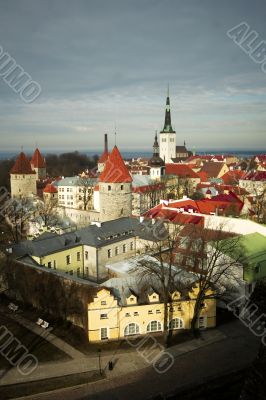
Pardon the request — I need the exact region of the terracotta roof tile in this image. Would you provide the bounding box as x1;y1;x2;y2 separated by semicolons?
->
165;164;200;179
99;146;132;183
43;184;58;194
98;150;109;163
31;148;46;168
10;152;35;175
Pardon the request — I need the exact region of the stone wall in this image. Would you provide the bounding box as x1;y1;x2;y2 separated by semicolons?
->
11;173;37;198
1;257;98;330
99;182;132;222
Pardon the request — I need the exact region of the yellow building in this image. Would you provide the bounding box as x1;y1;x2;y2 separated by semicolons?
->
87;285;216;342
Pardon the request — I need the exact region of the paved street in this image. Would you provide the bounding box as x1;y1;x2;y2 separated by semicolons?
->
3;320;260;400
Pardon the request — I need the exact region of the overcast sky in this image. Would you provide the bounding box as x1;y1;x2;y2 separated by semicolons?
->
0;0;266;153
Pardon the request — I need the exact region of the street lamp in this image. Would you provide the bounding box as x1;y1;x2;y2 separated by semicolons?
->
98;349;102;375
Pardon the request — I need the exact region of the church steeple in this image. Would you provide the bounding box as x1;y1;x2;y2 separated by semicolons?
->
153;131;159;157
162;86;175;133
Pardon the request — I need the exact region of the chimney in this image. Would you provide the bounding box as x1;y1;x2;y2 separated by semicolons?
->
104;133;108;153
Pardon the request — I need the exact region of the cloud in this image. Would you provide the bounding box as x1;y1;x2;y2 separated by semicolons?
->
0;0;265;152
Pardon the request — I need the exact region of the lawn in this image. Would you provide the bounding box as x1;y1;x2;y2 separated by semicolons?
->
0;311;71;370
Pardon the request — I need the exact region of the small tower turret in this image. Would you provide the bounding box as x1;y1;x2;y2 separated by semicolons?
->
31;148;46;180
99;146;132;222
10;152;37;198
149;132;165;180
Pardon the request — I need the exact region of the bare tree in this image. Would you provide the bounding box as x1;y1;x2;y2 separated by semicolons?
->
35;198;58;227
133;220;186;345
174;223;244;335
253;188;266;224
0;198;35;243
77;177;94;210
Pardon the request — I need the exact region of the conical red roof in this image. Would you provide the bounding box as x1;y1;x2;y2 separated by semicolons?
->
99;146;132;183
43;184;58;194
10;152;35;175
31;148;46;168
98;149;109;163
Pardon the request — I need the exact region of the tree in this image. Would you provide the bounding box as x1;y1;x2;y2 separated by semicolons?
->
133;220;186;345
254;188;266;224
76;177;94;210
174;223;243;335
35;198;58;227
0;197;35;243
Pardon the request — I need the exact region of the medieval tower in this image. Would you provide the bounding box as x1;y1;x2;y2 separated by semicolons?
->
31;148;46;180
99;146;132;222
10;152;37;198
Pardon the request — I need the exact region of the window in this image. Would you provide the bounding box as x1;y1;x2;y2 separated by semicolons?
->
134;312;139;316
85;267;89;276
169;318;184;330
121;185;124;190
123;244;126;253
66;255;71;265
152;295;157;299
77;267;80;276
100;328;108;340
130;242;134;251
148;310;153;315
77;252;81;261
156;310;161;314
124;323;140;336
53;261;56;269
107;249;112;258
85;251;88;260
108;185;111;191
47;262;52;269
115;247;118;256
100;314;108;319
147;321;162;332
125;312;130;317
101;301;107;305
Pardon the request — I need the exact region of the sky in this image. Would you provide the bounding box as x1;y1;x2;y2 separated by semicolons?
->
0;0;266;153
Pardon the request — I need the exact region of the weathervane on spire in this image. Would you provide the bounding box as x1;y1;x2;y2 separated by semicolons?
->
114;124;117;146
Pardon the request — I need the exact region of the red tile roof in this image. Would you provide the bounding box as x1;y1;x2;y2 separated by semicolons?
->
99;146;132;183
98;150;109;163
10;152;35;175
31;148;46;168
144;191;243;219
43;184;58;194
165;164;200;179
200;162;226;178
221;169;245;185
242;171;266;182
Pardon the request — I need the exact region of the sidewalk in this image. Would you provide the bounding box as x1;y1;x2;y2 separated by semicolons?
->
0;326;226;385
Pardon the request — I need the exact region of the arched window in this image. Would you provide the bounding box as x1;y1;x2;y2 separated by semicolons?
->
147;320;162;333
169;318;184;330
124;323;140;336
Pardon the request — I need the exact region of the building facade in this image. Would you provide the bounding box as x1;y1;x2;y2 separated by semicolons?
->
87;285;216;342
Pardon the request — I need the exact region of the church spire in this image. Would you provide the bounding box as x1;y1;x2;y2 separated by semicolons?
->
162;86;175;133
153;131;159;157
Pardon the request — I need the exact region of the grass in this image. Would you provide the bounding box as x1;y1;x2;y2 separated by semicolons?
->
0;370;104;399
0;311;71;370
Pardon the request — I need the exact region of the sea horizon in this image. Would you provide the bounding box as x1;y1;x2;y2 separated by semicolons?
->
0;148;265;161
